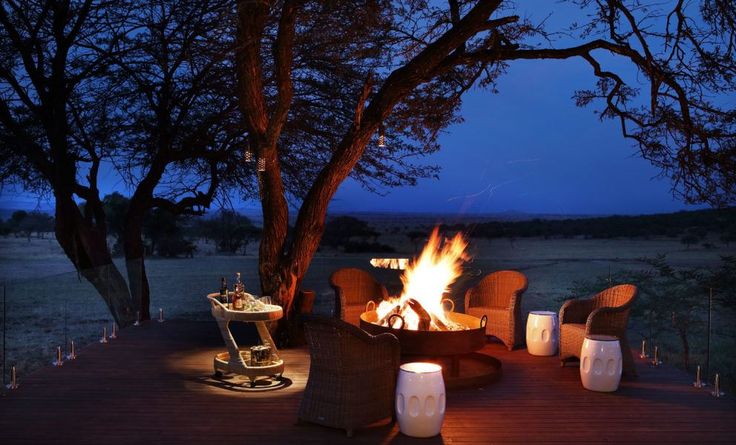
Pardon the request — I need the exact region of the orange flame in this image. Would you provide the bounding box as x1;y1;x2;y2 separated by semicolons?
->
376;227;468;330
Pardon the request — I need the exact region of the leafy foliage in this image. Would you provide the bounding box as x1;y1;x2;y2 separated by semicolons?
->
1;210;54;239
321;216;380;248
195;210;261;255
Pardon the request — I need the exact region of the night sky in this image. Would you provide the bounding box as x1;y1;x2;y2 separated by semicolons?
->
329;57;703;216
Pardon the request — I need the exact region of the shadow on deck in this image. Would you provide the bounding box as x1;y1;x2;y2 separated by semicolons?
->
1;320;735;444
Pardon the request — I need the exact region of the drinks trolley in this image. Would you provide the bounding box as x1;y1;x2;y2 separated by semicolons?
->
207;293;284;387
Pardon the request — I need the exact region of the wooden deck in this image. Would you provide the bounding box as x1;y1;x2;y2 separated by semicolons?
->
1;320;735;444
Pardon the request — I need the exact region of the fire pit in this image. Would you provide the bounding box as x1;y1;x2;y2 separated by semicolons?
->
360;309;487;356
361;228;502;389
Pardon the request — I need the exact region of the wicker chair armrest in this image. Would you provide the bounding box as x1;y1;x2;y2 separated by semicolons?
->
560;298;595;324
586;306;627;335
374;332;401;362
334;288;344;318
464;287;473;312
508;292;522;311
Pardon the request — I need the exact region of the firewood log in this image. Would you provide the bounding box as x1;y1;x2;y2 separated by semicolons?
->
430;314;450;331
376;304;401;325
406;298;431;330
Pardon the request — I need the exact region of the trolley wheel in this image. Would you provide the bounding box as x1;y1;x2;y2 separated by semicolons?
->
213;370;223;378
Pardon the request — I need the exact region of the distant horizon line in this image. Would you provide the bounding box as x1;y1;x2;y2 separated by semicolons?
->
0;203;723;221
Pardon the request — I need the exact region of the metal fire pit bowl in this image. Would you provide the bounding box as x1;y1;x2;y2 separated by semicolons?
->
360;309;502;389
360;310;487;356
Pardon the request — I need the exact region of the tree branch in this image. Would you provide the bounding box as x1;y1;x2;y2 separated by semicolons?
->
236;0;269;137
266;0;297;147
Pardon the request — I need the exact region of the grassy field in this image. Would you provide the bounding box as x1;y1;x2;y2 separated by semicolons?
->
0;230;733;387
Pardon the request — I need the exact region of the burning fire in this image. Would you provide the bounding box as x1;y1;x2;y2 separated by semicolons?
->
375;227;469;330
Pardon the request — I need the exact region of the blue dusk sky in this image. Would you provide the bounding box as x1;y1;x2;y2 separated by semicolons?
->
329;57;702;216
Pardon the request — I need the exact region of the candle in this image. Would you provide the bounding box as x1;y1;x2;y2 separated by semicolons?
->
650;346;662;366
110;323;118;339
100;326;108;344
639;339;648;359
158;308;164;323
7;366;18;390
134;311;141;326
67;340;77;360
54;346;63;367
712;373;724;397
693;365;704;388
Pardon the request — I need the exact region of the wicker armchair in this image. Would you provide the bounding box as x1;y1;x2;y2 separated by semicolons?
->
330;268;389;326
559;284;638;376
299;315;400;437
464;270;528;351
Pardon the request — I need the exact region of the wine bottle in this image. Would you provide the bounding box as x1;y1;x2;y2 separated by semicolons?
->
219;277;228;305
233;272;244;310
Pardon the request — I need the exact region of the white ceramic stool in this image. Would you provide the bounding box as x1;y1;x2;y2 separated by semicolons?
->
526;311;559;356
580;334;622;392
396;362;446;438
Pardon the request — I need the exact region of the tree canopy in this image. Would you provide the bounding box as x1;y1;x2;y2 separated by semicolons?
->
1;0;734;333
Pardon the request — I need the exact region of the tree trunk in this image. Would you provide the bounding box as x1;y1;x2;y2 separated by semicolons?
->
54;196;135;327
264;262;300;347
123;214;151;321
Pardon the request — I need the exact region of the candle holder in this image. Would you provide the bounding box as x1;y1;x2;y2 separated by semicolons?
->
6;366;18;390
711;373;725;398
133;311;140;326
53;346;64;367
639;339;649;359
99;326;108;344
66;340;77;360
693;365;707;388
649;345;662;367
110;323;118;340
158;308;164;323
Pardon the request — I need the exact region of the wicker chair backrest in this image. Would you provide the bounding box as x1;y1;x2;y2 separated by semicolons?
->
302;315;398;370
469;270;528;308
330;268;387;305
591;284;638;310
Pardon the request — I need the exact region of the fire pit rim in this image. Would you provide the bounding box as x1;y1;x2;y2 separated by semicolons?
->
359;309;488;356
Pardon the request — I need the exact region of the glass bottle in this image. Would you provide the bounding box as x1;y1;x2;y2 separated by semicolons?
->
233;273;244;310
219;277;228;305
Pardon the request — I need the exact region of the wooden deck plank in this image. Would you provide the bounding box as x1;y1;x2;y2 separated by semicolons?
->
1;320;735;444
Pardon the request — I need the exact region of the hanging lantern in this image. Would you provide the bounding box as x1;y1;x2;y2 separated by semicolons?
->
244;137;254;163
377;124;387;148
